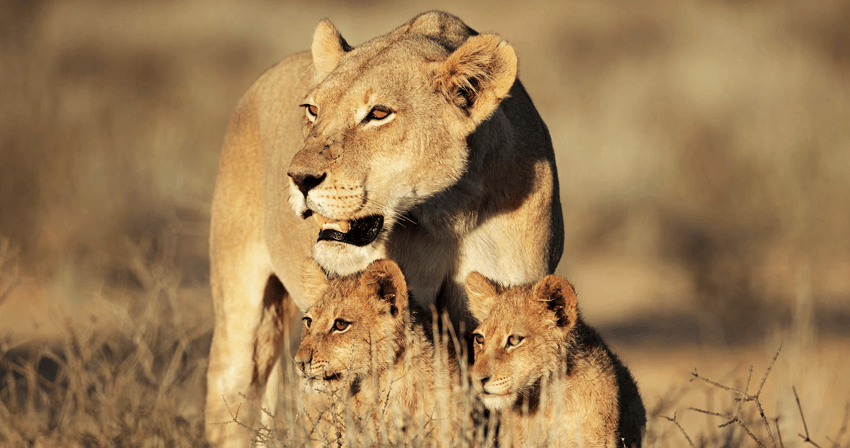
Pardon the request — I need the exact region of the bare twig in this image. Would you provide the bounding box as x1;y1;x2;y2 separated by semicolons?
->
775;417;785;448
738;418;767;448
661;412;696;448
794;386;823;448
757;345;782;397
828;402;850;448
687;345;785;448
691;367;748;396
737;366;753;417
689;407;732;419
755;345;783;448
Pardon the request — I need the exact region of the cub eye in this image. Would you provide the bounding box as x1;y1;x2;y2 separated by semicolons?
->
303;317;312;328
507;335;524;348
473;334;484;345
333;319;351;332
301;104;318;118
366;106;391;121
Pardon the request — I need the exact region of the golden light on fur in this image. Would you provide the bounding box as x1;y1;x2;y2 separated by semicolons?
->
465;271;500;322
435;34;518;123
311;19;352;82
206;11;563;446
299;259;329;305
294;259;461;446
467;272;647;447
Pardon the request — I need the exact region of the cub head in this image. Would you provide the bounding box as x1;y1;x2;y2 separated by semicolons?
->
294;258;410;393
288;11;518;276
465;273;579;410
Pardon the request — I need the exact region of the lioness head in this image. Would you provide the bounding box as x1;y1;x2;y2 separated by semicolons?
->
465;273;579;410
294;258;410;393
288;11;518;275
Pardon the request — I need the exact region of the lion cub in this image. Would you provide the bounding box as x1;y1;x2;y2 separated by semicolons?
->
295;259;460;446
466;273;646;448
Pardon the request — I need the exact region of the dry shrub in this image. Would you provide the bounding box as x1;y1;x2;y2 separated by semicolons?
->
0;238;210;448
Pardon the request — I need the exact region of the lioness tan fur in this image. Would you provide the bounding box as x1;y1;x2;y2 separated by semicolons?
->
206;11;563;446
466;273;646;448
294;259;460;446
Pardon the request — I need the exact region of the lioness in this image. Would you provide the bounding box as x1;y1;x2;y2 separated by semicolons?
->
466;273;646;448
294;258;460;446
207;11;563;445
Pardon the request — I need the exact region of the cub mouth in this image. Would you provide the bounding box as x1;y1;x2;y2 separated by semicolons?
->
482;390;510;396
313;213;384;247
304;372;342;382
322;372;343;382
303;372;344;393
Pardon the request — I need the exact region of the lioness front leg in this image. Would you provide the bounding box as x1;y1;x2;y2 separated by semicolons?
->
205;244;296;447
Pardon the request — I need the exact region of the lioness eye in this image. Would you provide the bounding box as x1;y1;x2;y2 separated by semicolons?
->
333;319;350;332
301;104;318;118
303;317;312;328
507;335;524;347
366;106;391;121
474;334;484;345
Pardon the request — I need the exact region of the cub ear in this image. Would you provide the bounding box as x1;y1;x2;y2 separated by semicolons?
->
311;19;353;82
435;34;518;124
361;259;409;317
299;258;329;311
532;275;578;331
464;272;499;323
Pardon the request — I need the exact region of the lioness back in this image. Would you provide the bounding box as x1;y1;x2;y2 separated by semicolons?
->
466;273;646;448
294;259;460;447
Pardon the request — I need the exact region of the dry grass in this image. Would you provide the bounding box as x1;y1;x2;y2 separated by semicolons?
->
3;239;846;447
0;239;209;447
1;0;849;446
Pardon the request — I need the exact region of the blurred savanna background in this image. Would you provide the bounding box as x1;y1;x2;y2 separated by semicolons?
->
1;0;849;446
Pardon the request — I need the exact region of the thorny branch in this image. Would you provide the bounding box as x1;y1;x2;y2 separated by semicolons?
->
661;412;695;448
685;345;783;448
775;417;785;448
794;386;823;448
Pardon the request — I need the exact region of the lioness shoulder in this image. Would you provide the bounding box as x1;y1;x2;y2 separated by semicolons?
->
294;258;461;446
466;273;646;448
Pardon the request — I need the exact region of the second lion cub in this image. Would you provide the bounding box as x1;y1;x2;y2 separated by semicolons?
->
295;259;461;446
466;273;646;448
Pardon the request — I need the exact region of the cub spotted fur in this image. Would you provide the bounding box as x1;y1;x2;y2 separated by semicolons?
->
206;11;563;445
294;259;461;446
466;273;646;448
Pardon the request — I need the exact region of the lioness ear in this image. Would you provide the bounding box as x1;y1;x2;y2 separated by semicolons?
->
362;259;409;317
435;34;517;124
465;272;499;323
312;19;353;82
533;275;578;331
299;258;329;311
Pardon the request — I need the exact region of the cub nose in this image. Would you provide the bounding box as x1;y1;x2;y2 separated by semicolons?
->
294;351;312;373
479;376;491;388
288;171;326;197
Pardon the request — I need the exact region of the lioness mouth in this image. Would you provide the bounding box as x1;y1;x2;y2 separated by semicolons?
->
314;213;384;246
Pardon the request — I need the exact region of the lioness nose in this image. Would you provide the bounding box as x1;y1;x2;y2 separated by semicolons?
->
479;376;490;387
289;172;326;197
